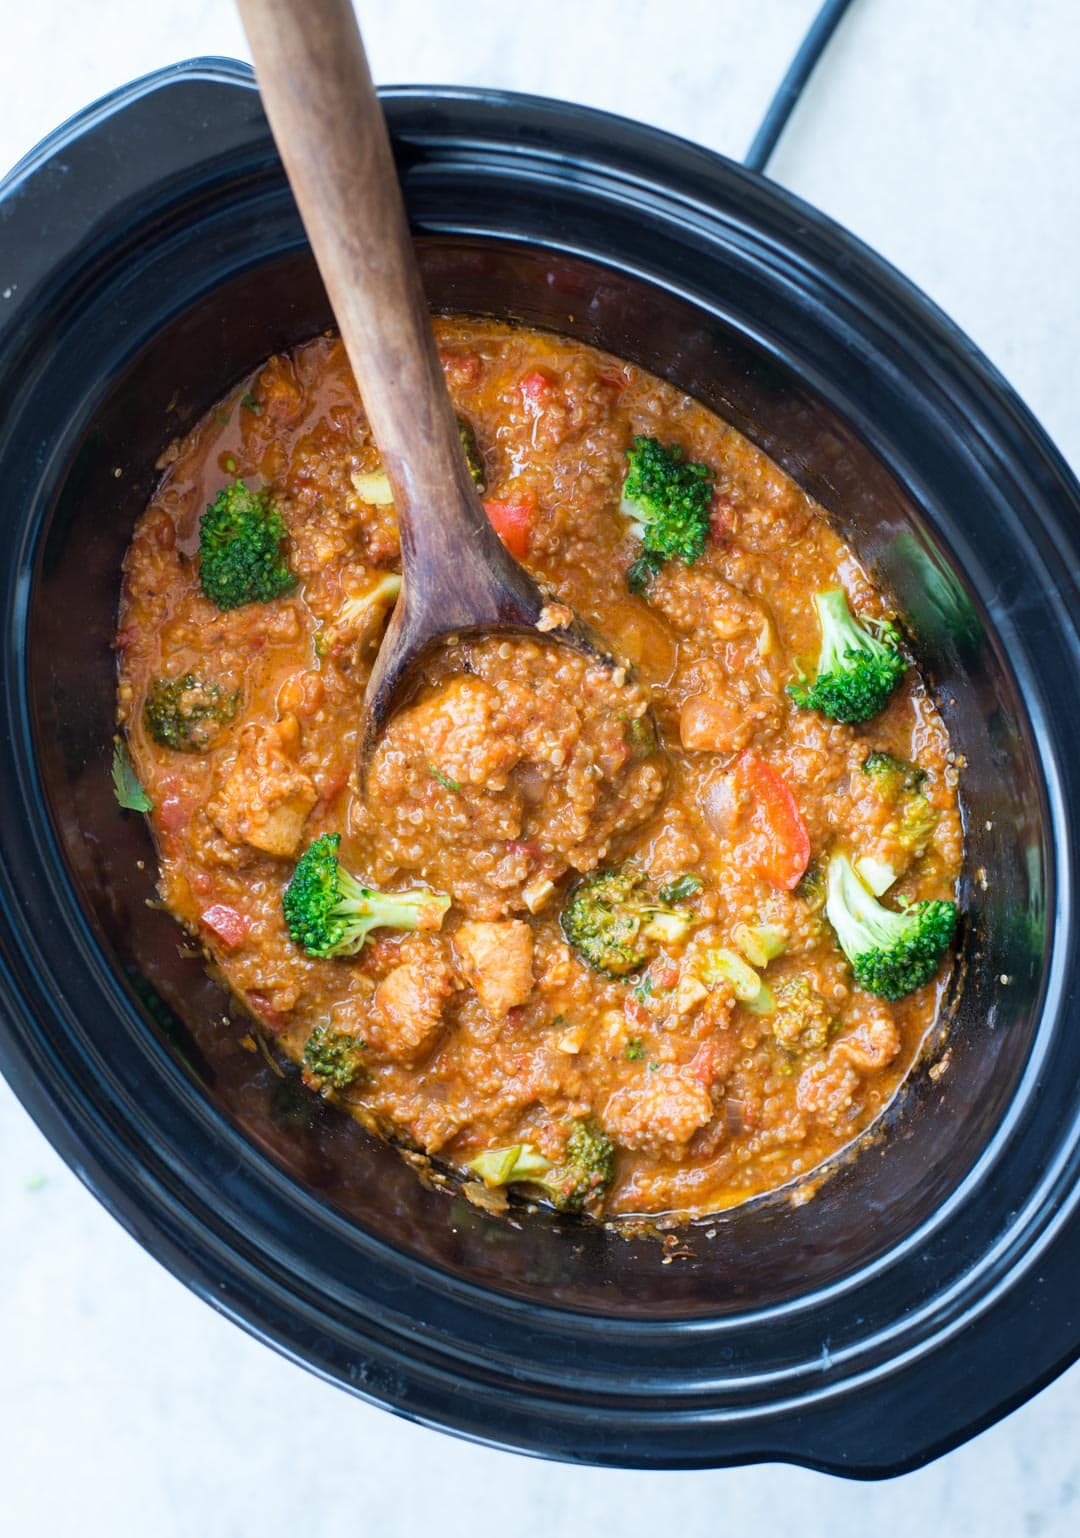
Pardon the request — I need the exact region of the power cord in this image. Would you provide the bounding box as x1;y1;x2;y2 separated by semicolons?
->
743;0;858;173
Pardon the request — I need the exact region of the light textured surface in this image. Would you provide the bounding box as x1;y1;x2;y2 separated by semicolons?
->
1;1;1078;1532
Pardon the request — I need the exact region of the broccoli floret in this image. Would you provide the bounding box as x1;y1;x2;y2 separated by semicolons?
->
317;572;402;662
658;873;703;904
621;435;714;585
457;415;486;492
466;1120;616;1213
862;751;939;856
561;862;693;977
627;552;662;594
283;833;451;959
731;921;788;968
787;589;907;724
351;469;395;505
795;858;826;912
302;1025;366;1091
770;976;833;1054
825;852;958;1001
143;673;240;752
198;479;296;610
862;750;925;796
696;947;775;1015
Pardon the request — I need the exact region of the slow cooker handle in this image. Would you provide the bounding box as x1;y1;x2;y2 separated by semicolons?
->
0;60;265;343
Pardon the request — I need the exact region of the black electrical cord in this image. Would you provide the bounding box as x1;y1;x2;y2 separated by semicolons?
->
743;0;858;173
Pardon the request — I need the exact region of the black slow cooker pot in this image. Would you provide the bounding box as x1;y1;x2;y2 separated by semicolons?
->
1;60;1078;1475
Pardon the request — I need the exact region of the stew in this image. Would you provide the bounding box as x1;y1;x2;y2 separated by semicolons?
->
115;319;963;1220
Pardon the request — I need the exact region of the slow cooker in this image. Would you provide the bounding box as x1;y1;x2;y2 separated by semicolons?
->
0;59;1077;1473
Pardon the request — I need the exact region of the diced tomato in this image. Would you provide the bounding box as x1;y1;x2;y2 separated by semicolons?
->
439;349;482;388
245;991;284;1031
709;492;737;540
651;956;679;990
505;839;542;861
518;370;553;410
158;786;194;834
733;752;811;890
484;497;535;561
201;903;251;949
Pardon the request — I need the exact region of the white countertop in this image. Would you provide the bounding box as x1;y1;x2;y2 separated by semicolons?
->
2;2;1078;1532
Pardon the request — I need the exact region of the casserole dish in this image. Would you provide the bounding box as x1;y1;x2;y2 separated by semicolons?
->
0;59;1077;1472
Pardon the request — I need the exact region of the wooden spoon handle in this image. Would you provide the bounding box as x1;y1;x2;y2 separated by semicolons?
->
236;0;483;565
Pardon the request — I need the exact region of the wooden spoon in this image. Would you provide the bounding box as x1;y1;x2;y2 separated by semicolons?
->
237;0;607;768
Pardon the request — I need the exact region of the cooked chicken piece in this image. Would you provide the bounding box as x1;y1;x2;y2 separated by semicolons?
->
837;1012;902;1073
371;955;453;1067
796;1053;860;1126
387;676;523;790
208;719;317;858
602;1068;714;1157
454;919;535;1018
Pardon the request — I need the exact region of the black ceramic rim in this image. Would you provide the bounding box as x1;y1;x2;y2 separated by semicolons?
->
0;61;1078;1474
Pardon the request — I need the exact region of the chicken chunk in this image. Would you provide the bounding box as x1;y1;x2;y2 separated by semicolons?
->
455;919;534;1018
208;719;317;858
837;1012;902;1073
796;1053;860;1127
602;1067;715;1157
389;676;524;790
371;955;453;1067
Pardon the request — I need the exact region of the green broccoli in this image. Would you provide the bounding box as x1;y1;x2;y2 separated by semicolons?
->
795;858;827;912
283;832;451;959
317;572;402;661
561;862;693;977
769;976;833;1054
198;478;296;610
458;415;486;492
696;946;775;1015
466;1121;616;1213
302;1025;367;1091
787;588;907;724
862;750;926;796
825;852;958;1001
862;751;939;857
621;434;714;589
731;921;788;969
351;469;394;505
143;673;240;752
658;873;703;904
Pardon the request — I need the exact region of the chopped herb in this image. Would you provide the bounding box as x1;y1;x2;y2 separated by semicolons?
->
111;738;153;812
224;455;237;474
632;975;655;1003
659;874;702;904
215;408;230;426
430;766;462;792
648;1060;660;1072
623;712;658;759
241;390;262;415
24;1175;47;1192
625;1037;645;1061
